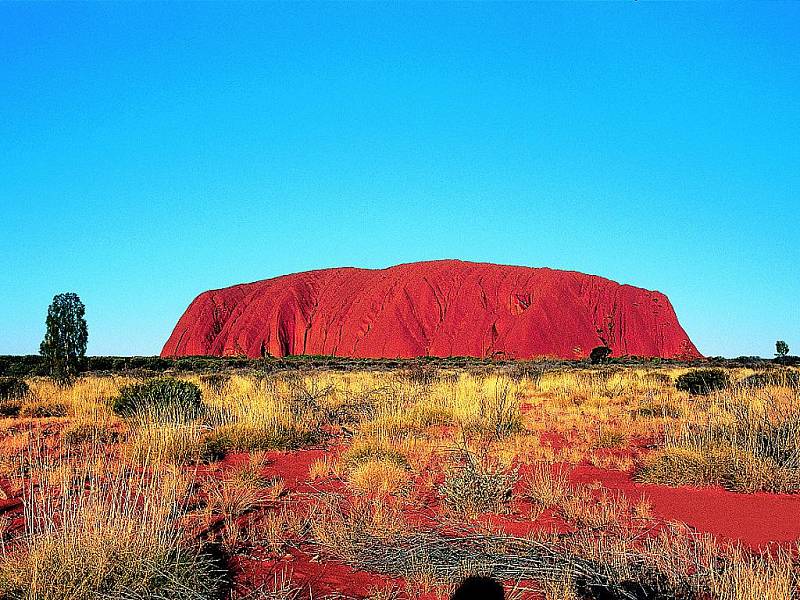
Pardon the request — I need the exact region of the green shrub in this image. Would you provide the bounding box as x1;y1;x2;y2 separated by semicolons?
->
0;377;29;401
739;370;800;389
202;418;320;458
85;356;114;371
112;378;203;419
0;356;46;377
199;373;230;394
675;368;729;395
589;346;612;364
634;444;800;493
19;400;68;418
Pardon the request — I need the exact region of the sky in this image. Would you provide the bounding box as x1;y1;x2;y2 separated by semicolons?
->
1;2;798;358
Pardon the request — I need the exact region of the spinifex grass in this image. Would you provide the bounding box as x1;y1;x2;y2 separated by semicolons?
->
637;387;800;492
0;443;220;600
2;366;799;599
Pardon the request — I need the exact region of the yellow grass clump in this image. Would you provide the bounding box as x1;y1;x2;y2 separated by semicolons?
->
347;456;411;496
0;446;219;600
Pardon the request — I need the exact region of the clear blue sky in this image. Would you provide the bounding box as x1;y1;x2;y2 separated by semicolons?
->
1;3;798;358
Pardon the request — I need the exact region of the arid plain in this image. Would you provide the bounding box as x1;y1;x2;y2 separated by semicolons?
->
0;361;798;599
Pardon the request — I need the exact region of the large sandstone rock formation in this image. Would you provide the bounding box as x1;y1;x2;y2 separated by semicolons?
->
162;260;701;360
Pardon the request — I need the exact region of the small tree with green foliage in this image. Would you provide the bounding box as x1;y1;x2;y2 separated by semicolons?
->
776;340;790;358
40;293;88;381
589;346;612;364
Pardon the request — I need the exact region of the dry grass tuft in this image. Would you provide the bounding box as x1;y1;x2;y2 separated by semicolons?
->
348;456;411;496
0;448;220;600
524;462;570;508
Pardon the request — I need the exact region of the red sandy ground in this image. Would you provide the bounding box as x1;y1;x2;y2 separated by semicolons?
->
2;424;797;598
220;448;800;598
162;260;702;360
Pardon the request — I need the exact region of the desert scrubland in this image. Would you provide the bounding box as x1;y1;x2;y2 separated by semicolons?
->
0;363;798;599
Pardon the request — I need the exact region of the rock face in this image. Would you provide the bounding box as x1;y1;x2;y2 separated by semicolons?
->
162;260;701;360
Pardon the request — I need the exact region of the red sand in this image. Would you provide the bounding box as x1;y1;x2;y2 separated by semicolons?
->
162;260;701;360
217;449;800;598
237;449;800;549
571;465;800;547
3;444;795;599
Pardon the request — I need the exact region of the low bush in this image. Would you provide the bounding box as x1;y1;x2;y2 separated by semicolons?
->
506;363;545;384
439;454;515;515
774;355;800;367
18;400;68;418
85;356;115;371
643;371;673;387
0;467;222;600
675;369;729;395
0;377;29;401
62;421;118;445
0;526;220;600
202;421;319;457
112;378;203;419
347;457;410;496
596;426;630;449
589;346;612;364
634;446;715;487
0;399;22;416
739;370;800;389
124;356;172;371
199;373;230;394
466;379;523;440
635;399;683;419
559;485;633;529
340;440;409;470
635;444;800;493
401;365;440;386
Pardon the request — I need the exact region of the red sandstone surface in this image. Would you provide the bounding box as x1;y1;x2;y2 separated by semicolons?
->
162;260;701;360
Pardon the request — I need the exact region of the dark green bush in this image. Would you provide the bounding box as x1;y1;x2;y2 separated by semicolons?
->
0;356;46;377
402;364;440;385
19;401;68;418
675;368;729;395
740;370;800;389
86;356;114;371
199;373;230;394
0;377;29;401
123;356;171;371
774;355;800;367
112;378;203;418
589;346;612;364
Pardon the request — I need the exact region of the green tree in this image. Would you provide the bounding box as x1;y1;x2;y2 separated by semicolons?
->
776;340;790;357
589;346;612;364
40;293;88;381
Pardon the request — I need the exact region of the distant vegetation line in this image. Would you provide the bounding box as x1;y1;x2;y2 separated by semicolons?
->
1;353;795;378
